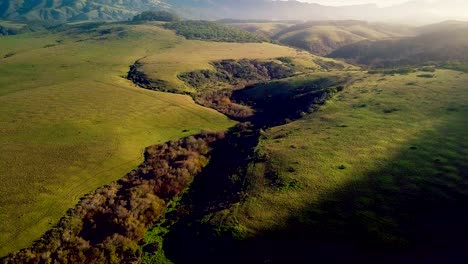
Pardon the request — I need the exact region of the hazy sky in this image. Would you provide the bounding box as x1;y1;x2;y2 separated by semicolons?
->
294;0;468;21
295;0;410;7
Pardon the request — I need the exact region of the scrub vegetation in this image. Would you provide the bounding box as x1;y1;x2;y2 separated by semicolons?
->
164;21;266;43
157;69;468;263
0;23;236;256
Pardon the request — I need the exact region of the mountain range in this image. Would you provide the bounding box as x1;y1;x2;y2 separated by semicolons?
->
329;20;468;66
1;0;467;23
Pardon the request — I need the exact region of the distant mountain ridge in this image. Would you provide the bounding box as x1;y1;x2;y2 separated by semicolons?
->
0;0;169;21
226;20;415;56
0;0;379;22
329;21;468;66
1;0;468;23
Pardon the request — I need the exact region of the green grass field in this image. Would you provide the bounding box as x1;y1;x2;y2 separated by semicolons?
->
136;31;354;93
0;24;240;256
212;69;468;259
277;25;367;47
0;21;344;257
3;18;467;262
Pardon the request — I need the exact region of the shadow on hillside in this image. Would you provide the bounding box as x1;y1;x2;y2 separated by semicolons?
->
157;76;351;263
163;110;468;264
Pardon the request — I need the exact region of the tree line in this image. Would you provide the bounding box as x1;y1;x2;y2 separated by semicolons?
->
164;21;266;43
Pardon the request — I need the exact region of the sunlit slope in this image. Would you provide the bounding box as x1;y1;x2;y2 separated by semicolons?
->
225;69;468;260
272;21;413;55
330;24;468;66
0;24;235;256
227;22;292;38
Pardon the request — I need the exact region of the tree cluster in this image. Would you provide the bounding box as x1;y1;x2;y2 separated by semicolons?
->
178;59;297;120
164;21;266;43
367;67;415;75
3;132;225;264
195;89;254;120
132;11;180;22
127;61;177;93
179;59;296;90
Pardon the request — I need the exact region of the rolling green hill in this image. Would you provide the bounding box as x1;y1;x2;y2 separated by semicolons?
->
224;22;293;38
330;21;468;67
228;20;414;56
271;21;413;55
0;19;343;258
0;23;233;256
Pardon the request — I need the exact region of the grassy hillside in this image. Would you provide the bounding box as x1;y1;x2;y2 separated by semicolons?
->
156;68;468;263
0;19;346;257
330;22;468;67
0;23;237;256
232;70;468;262
132;34;352;94
226;22;292;38
269;21;413;55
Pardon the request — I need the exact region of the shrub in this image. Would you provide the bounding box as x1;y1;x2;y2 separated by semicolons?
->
314;58;345;70
383;108;400;113
3;52;16;59
178;59;299;120
276;57;294;64
179;59;296;90
132;11;180;22
368;67;415;75
194;89;254;120
420;66;436;72
417;74;434;78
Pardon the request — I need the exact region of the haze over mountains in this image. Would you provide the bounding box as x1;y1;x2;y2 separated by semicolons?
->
330;20;468;66
0;0;467;23
235;20;416;56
